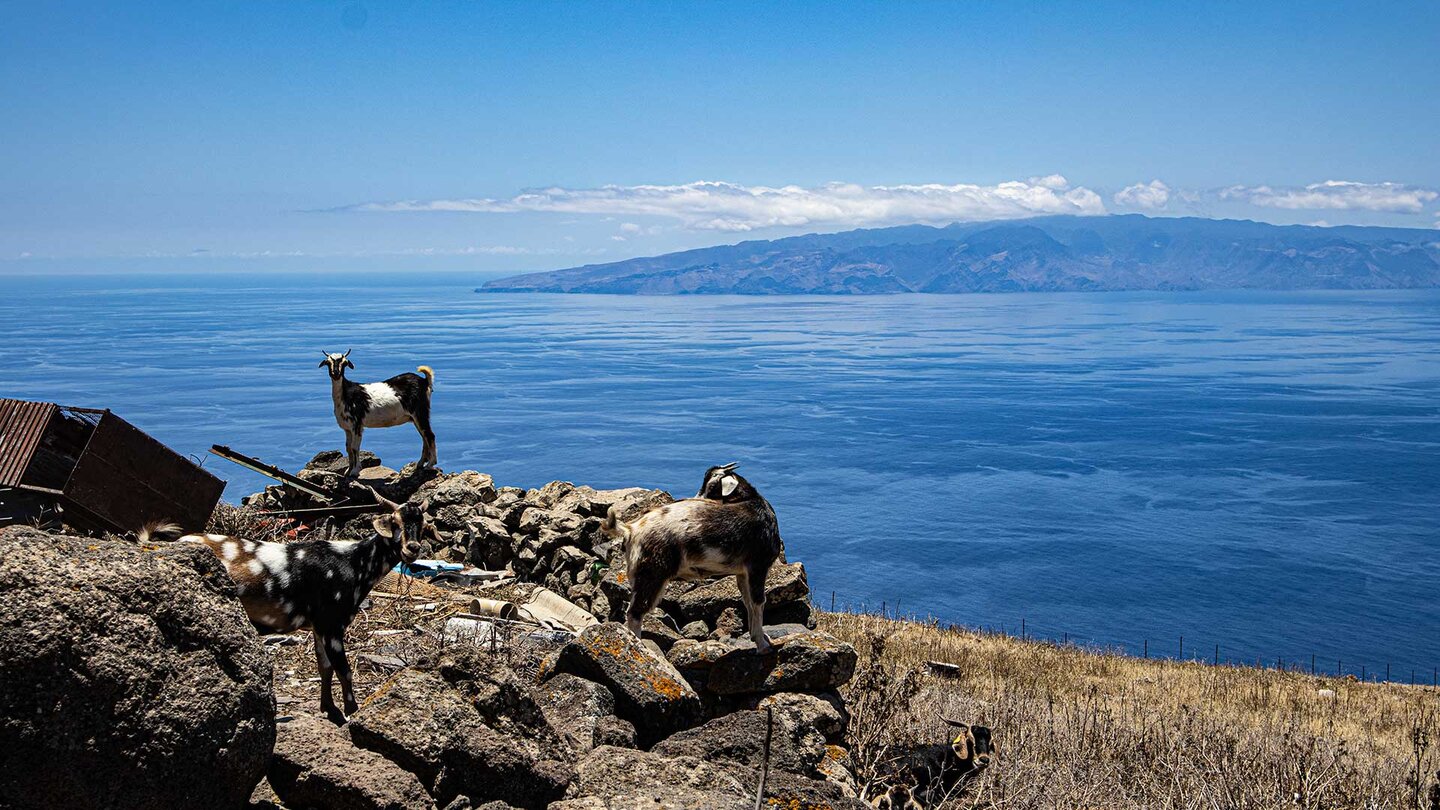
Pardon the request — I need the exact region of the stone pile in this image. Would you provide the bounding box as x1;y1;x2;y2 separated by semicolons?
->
10;453;870;809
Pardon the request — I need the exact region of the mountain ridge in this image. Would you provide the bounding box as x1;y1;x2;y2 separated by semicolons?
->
479;214;1440;295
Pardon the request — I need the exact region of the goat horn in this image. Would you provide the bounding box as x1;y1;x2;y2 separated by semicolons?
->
939;716;969;728
719;461;739;470
365;485;399;511
343;348;352;358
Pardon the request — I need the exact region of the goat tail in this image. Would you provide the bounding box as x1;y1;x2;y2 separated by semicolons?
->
416;365;436;392
136;521;187;544
600;505;631;542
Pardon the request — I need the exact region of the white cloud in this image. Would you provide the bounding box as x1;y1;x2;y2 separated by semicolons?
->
1113;180;1171;210
1220;180;1437;213
619;222;643;235
346;178;1108;231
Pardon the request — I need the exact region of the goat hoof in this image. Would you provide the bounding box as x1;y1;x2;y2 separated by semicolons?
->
323;706;347;726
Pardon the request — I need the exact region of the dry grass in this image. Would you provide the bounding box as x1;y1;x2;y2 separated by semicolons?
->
820;611;1440;809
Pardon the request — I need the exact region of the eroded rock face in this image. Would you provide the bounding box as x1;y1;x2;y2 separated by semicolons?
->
345;667;572;810
557;745;751;810
0;528;275;810
651;709;827;777
269;713;435;810
536;674;628;756
668;631;858;695
544;623;702;746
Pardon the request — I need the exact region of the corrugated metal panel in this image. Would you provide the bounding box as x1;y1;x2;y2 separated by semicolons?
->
64;411;224;531
0;399;56;487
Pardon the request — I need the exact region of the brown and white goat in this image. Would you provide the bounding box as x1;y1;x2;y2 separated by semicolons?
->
140;491;436;723
320;350;437;477
601;462;782;653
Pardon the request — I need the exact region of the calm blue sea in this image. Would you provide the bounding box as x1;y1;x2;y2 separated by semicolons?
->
4;272;1439;678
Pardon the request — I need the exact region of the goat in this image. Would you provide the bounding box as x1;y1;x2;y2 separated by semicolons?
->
139;489;437;724
600;462;782;653
880;720;996;805
320;349;437;477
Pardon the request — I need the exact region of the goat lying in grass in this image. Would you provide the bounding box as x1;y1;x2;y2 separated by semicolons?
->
141;490;436;724
320;349;437;477
872;719;996;806
602;462;782;653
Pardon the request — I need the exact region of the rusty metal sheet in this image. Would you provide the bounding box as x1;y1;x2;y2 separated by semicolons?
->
63;412;223;532
0;399;57;487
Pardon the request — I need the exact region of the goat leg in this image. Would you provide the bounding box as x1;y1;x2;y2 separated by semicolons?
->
327;634;359;716
625;568;666;640
314;632;345;725
739;568;772;654
344;427;363;477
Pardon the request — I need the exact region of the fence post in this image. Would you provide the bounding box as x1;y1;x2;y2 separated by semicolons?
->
1214;644;1219;666
1179;636;1184;660
1021;618;1026;641
1361;664;1366;682
1386;663;1390;683
1143;639;1148;659
1311;654;1315;675
830;591;835;612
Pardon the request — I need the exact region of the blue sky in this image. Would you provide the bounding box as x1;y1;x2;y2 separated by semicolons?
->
2;1;1438;274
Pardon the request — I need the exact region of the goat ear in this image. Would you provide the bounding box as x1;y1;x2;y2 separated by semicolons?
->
372;515;396;538
720;475;738;497
319;359;329;367
344;360;354;370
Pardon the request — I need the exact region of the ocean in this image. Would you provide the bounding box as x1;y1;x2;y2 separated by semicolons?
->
3;272;1438;679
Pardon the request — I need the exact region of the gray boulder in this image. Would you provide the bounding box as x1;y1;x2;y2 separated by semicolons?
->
536;674;632;755
651;709;827;777
544;623;702;746
667;631;857;695
556;745;751;810
346;666;571;809
268;713;434;810
0;528;275;810
674;562;810;624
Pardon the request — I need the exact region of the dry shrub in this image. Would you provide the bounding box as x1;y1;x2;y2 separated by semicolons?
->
823;611;1440;809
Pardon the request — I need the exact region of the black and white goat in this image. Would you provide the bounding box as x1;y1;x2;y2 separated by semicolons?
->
140;490;437;723
601;462;782;653
320;350;437;477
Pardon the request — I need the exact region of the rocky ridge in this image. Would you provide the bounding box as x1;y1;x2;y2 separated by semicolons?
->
238;451;863;809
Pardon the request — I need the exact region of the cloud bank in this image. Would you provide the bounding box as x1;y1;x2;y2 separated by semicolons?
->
347;178;1107;232
1220;180;1437;213
1114;180;1171;210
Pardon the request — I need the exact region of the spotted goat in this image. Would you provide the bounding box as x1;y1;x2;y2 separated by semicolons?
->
601;462;783;653
320;349;437;477
139;490;436;723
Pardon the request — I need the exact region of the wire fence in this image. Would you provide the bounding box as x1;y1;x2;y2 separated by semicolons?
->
819;590;1440;689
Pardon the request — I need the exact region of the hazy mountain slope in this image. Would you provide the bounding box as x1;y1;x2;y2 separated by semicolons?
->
480;215;1440;294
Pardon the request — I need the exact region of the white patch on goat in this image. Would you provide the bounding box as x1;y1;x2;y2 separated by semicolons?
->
206;533;228;543
329;540;358;554
220;541;240;562
180;535;204;543
294;549;306;561
361;383;410;428
334;590;343;601
328;637;343;653
324;569;336;580
254;543;291;587
246;559;264;576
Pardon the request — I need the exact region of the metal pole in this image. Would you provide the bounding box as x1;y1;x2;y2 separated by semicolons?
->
1143;639;1148;658
1179;636;1183;660
1214;644;1219;666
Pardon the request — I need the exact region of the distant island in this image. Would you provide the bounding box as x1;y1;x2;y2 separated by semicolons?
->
478;214;1440;295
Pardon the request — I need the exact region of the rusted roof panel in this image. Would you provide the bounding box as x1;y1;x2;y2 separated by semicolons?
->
0;399;57;487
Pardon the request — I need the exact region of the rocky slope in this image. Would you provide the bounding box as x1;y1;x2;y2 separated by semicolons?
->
478;214;1440;294
1;452;868;809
